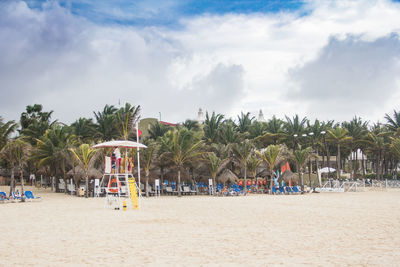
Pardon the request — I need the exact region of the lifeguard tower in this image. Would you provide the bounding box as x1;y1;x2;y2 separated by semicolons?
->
93;140;147;210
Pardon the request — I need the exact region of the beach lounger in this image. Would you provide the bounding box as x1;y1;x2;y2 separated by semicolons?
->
0;191;9;202
292;186;303;194
183;186;196;195
286;186;294;194
278;187;286;194
145;185;156;196
25;191;41;201
272;187;278;194
165;186;178;195
11;191;24;202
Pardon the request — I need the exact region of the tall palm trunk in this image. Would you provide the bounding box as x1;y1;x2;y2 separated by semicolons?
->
20;167;25;194
295;163;302;189
85;175;89;198
160;166;164;195
308;160;312;187
9;167;15;196
145;172;149;197
315;147;320;187
243;164;247;194
336;144;341;179
301;172;304;191
361;151;366;178
212;175;217;196
270;172;274;193
177;169;182;197
72;160;76;195
62;159;68;195
327;146;331;179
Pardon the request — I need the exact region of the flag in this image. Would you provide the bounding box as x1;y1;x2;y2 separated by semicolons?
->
286;161;291;172
138;129;142;137
281;164;286;174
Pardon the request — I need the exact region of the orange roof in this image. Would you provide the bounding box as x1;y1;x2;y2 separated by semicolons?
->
160;121;177;127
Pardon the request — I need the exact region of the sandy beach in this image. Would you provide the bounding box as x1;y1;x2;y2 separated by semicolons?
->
1;187;400;266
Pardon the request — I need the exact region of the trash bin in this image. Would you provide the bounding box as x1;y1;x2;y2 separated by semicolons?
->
78;188;85;197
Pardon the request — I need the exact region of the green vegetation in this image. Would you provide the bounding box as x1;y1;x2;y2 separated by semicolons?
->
2;104;400;195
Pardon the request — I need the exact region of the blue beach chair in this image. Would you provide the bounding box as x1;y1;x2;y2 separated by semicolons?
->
286;186;294;194
272;187;278;194
11;191;24;202
0;191;9;202
292;186;303;194
25;190;41;201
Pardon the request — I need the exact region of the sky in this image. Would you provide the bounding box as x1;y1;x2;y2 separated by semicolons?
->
1;0;400;125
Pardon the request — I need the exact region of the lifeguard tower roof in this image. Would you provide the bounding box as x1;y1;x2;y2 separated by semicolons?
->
93;140;147;149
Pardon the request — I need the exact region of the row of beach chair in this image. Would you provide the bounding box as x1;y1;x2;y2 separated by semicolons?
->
0;190;41;203
272;186;304;195
164;186;197;195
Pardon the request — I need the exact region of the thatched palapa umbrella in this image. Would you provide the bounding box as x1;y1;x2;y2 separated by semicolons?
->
67;166;102;183
279;170;299;185
164;168;191;183
217;169;238;184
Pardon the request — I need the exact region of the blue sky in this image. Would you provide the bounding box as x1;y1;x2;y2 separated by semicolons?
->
25;0;306;26
1;0;400;124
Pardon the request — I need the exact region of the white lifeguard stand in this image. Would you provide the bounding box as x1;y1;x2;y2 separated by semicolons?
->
93;140;147;210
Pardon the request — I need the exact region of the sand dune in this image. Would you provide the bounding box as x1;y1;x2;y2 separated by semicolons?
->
1;186;400;266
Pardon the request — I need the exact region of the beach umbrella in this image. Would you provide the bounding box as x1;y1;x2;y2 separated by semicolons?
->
216;169;238;184
256;168;272;178
67;166;103;180
93;140;147;149
279;170;299;183
164;169;191;182
319;167;336;173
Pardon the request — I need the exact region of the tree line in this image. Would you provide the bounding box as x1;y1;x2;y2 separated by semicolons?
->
1;103;400;197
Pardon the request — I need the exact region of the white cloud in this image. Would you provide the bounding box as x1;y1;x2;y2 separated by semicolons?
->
0;0;400;125
288;34;400;122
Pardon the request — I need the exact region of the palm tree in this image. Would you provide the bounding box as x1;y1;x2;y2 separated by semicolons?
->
232;140;254;193
307;119;332;185
20;104;57;145
160;128;204;197
20;104;53;130
148;122;169;140
248;121;268;140
116;103;141;140
326;127;352;179
14;138;30;194
1;138;28;195
141;140;157;197
0;117;18;150
69;144;97;198
182;119;200;131
93;104;118;141
257;144;286;192
247;154;262;190
236;112;254;134
390;137;400;161
343;117;368;178
255;116;285;147
203;152;229;195
363;129;387;179
33;125;73;192
289;147;314;190
203;111;224;144
70;117;97;143
218;120;240;145
385;110;400;135
283;115;308;149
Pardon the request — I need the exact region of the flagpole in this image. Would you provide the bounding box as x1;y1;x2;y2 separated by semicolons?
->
136;120;141;207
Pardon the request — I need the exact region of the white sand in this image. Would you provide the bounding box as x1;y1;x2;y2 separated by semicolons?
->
1;186;400;266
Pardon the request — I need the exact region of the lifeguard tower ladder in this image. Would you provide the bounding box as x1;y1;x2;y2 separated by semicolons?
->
93;140;147;210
